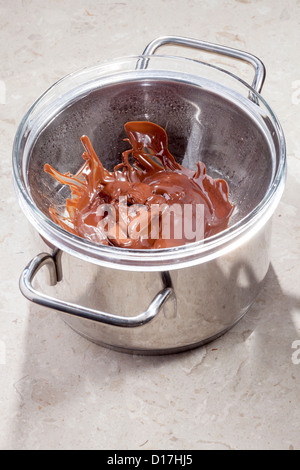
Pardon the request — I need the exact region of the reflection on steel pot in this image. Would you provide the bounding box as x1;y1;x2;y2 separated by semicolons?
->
13;36;286;355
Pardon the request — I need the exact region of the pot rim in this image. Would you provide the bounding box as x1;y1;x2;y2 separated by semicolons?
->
12;53;287;271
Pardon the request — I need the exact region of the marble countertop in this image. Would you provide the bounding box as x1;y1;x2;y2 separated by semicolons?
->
1;0;299;450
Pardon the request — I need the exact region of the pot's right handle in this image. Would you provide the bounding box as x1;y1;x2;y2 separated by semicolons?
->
139;35;266;94
19;253;174;328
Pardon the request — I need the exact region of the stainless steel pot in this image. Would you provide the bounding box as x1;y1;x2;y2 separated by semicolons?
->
13;36;286;354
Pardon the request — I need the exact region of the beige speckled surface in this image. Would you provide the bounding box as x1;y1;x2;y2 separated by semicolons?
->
1;0;300;450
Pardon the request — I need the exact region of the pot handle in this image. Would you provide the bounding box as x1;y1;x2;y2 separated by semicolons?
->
19;252;174;328
139;35;266;94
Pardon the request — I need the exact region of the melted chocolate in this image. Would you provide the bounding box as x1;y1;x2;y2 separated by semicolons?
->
44;121;234;249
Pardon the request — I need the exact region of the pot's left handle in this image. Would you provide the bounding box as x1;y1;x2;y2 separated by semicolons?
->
19;253;173;328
